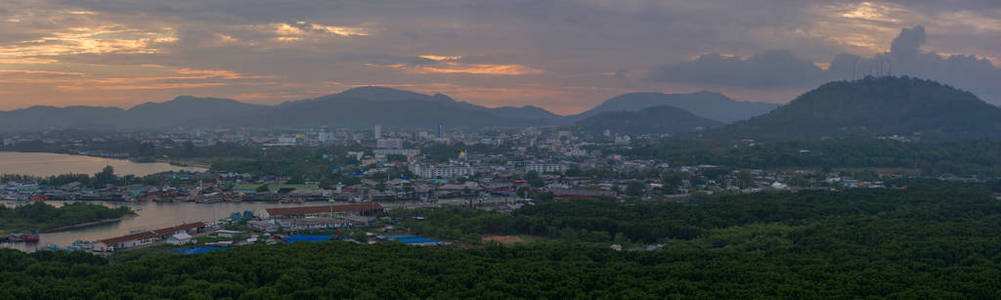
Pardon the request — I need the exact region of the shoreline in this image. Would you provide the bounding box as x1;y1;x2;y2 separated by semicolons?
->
0;151;209;176
40;216;131;233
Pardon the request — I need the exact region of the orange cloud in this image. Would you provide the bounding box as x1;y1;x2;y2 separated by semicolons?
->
309;24;368;37
0;25;177;58
419;55;462;61
264;21;369;42
55;82;228;91
0;69;86;76
370;61;543;75
0;58;60;64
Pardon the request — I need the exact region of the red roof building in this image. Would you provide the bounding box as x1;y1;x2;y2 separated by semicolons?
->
153;222;207;236
265;203;384;218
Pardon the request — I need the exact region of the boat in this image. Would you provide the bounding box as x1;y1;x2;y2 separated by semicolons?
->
7;233;24;242
66;240;94;251
23;233;39;243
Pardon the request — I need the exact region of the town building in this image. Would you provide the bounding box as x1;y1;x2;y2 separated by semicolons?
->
409;162;475;178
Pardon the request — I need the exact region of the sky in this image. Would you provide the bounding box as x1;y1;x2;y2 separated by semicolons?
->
0;0;999;115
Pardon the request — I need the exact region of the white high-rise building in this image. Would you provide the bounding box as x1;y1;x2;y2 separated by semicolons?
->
377;138;403;149
374;125;382;139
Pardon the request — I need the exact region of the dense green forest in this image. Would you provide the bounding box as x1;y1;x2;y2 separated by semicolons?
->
1;182;1000;298
0;202;133;233
623;138;1001;176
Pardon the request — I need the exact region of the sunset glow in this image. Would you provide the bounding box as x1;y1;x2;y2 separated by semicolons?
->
0;0;999;114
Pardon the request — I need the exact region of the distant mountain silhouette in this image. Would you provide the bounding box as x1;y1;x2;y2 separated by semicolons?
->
572;91;778;123
489;105;564;124
0;87;565;131
263;87;563;128
717;76;1001;140
573;105;722;135
123;96;269;128
0;106;122;131
8;80;990;137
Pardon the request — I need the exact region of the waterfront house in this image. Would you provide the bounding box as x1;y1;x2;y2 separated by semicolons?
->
152;222;207;240
166;232;192;245
95;231;157;252
264;203;384;219
216;230;242;238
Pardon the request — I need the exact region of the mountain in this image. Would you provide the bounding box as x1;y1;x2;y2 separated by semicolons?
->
489;105;564;124
0;106;123;131
0;87;570;131
122;96;269;128
573;91;779;123
573;105;722;135
264;87;564;129
717;76;1001;140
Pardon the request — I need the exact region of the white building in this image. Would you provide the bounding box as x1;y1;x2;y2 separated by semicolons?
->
277;136;297;145
377;138;403;149
374;148;420;158
524;163;568;173
410;163;476;178
166;232;192;245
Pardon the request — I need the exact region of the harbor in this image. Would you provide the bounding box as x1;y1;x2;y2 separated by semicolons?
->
0;200;325;252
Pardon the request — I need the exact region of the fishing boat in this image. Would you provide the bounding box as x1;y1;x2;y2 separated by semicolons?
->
66;240;94;251
7;233;24;242
23;233;39;243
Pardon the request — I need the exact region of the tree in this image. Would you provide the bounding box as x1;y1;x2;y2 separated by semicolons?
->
91;166;117;188
626;181;645;197
525;171;545;187
256;184;270;193
516;187;532;199
735;171;755;188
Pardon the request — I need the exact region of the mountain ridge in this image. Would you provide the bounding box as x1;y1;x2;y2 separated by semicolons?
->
573;105;723;135
11;82;977;134
714;76;1001;140
572;91;779;123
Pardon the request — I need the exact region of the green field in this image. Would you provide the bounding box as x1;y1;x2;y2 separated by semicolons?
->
231;183;320;191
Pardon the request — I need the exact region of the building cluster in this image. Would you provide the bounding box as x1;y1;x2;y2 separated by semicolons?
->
2;126;987;208
89;203;389;253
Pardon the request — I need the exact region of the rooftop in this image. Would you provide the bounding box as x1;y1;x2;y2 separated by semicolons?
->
98;231;156;245
265;203;384;217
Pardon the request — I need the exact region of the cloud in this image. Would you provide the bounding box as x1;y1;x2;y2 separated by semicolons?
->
257;21;368;42
2;0;1000;113
648;50;825;89
0;24;177;58
648;25;1001;103
890;25;925;60
348;53;543;76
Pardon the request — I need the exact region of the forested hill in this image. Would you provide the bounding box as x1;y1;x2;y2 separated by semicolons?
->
571;91;778;123
715;76;1001;140
572;105;723;135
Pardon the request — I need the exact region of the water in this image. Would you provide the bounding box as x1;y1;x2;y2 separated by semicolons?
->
0;152;207;177
1;200;328;252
